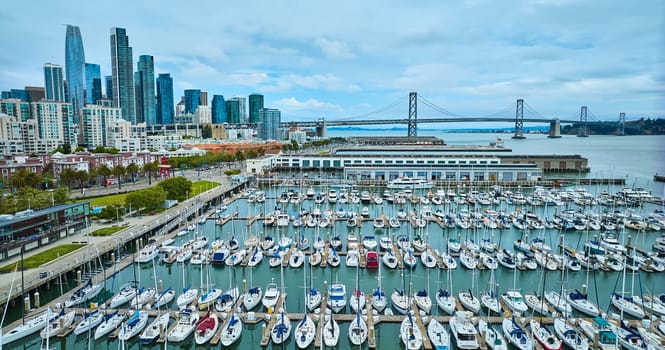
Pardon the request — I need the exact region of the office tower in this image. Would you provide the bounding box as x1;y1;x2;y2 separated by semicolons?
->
84;63;102;104
200;91;208;106
6;89;30;102
65;25;86;114
184;89;201;114
211;95;226;123
225;98;240;123
79;105;121;147
248;93;264;123
156;73;174;125
105;76;113;100
44;63;66;102
135;55;156;125
25;87;45;103
258;108;281;140
110;27;136;123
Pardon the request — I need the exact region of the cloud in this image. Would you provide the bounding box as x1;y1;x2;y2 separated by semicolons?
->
274;97;343;112
314;38;355;59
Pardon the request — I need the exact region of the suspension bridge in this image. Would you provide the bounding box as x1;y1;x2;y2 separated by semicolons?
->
279;92;628;139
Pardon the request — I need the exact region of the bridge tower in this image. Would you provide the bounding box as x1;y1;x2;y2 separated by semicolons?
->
407;91;417;137
617;112;625;136
315;118;327;138
512;99;526;139
577;106;588;137
547;119;561;138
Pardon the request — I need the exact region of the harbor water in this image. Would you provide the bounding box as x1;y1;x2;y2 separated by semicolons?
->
2;133;664;350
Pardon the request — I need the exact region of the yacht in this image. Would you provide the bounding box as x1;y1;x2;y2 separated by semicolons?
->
388;176;434;190
530;319;563;350
566;289;600;317
478;318;508;350
140;312;171;345
578;317;618;350
40;309;76;339
64;278;104;308
500;290;528;314
94;310;126;340
553;318;589;350
109;283;137;308
220;313;242;346
328;283;347;313
262;281;280;310
167;309;199;342
294;313;315;348
135;244;160;263
449;311;480;349
322;314;340;347
1;308;58;345
73;309;105;336
347;313;368;346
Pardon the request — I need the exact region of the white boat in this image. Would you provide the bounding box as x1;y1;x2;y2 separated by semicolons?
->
294;313;315;348
109;283;138;308
243;286;262;311
177;287;199;310
553;318;589;350
383;251;398;269
289;249;305;268
328;249;341;267
271;312;292;345
220;313;242;346
500;290;528;314
459;289;481;314
349;288;366;314
1;308;58;345
525;293;550;315
414;289;432;314
94;310;126;340
197;285;222;311
632;295;665;316
502;317;533;350
388;176;434;190
428;318;451;350
392;288;411;315
578;317;618;350
401;313;424;350
194;311;219;345
152;288;175;309
347;313;368;346
478;318;508;350
437;289;457;315
481;291;502;314
460;250;477;269
167;309;199;342
131;287;156;309
40;309;76;339
610;293;645;319
449;310;480;349
544;290;572;317
308;250;322;266
118;310;149;341
322;314;340;347
246;246;263;267
73;309;105;336
64;278;104;307
328;283;347;313
134;244;160;263
139;312;170;345
421;249;438;268
346;249;360;267
403;249;418;268
215;287;239;313
530;319;563;350
262;281;280;310
566;289;600;317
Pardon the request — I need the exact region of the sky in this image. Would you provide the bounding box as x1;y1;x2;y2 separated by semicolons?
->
1;0;664;123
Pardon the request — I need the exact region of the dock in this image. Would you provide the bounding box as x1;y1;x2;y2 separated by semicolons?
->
259;293;286;347
411;303;432;350
313;292;328;348
366;294;376;349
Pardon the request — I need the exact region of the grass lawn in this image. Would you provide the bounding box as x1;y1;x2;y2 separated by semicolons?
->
190;180;220;196
90;226;125;236
82;193;128;208
0;243;86;273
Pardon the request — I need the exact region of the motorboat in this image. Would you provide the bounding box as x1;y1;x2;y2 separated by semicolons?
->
578;317;618;350
401;313;424;350
382;251;398;269
167;309;200;342
553;318;589;350
135;244;160;263
428;318;451;350
500;290;528;314
449;310;480;349
262;281;280;310
388;176;434;190
530;319;563;350
380;236;393;251
502;317;533;350
73;309;105;336
94;310;126;340
118;310;149;341
1;308;57;345
139;312;170;345
211;247;230;265
294;313;315;348
347;313;368;346
328;283;347;313
194;311;219;345
366;250;379;268
220;313;242;346
346;249;359;267
40;309;76;339
271;312;292;345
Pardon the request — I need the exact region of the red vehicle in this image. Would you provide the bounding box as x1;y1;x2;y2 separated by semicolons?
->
102;178;118;186
366;251;379;268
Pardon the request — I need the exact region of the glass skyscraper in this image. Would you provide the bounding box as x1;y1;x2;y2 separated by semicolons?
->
65;25;86;115
110;27;136;123
135;55;156;125
258;108;281;140
248;93;264;123
156;73;174;125
84;63;101;104
105;76;113;100
225;99;240;123
184;89;200;114
211;95;227;123
44;63;65;102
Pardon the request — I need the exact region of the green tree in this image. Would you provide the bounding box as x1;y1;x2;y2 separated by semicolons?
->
52;187;70;205
125;187;166;213
75;170;89;191
157;176;192;201
234;150;245;161
246;148;258;159
143;161;159;185
74;145;86;153
126;163;140;183
96;164;112;185
112;165;126;189
58;168;77;190
8;169;42;190
291;139;299;151
202;124;212;138
257;146;265;156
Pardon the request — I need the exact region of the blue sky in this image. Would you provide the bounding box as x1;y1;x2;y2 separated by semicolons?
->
1;0;663;123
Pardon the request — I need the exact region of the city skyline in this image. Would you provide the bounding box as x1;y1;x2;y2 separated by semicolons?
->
0;1;663;122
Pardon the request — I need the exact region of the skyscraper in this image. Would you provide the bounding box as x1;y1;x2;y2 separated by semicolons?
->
110;27;136;123
156;73;174;125
84;63;102;104
184;89;201;114
199;91;208;106
258;108;281;140
44;63;65;102
65;25;86;115
225;99;240;123
25;87;45;103
135;55;156;125
248;93;264;123
211;95;226;123
105;76;113;100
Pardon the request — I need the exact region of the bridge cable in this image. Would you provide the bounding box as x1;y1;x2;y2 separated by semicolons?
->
333;95;409;122
417;95;467;118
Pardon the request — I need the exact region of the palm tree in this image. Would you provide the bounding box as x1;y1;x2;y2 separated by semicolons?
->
112;165;126;189
59;168;77;190
126;163;140;183
96;164;112;186
143;161;159;185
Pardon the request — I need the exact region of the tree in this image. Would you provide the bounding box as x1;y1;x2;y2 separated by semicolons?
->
143;161;159;185
202;124;212;138
96;164;111;186
257;146;265;156
112;165;126;189
59;168;77;190
126;163;140;183
157;176;192;201
74;145;86;153
246;149;258;159
75;170;89;191
8;169;42;190
125;186;166;213
52;187;70;205
234;150;245;161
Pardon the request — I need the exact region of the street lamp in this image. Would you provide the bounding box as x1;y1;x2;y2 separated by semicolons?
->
116;207;119;225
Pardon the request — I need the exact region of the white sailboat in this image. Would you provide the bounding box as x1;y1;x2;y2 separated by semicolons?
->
94;310;126;340
400;312;424;350
118;310;149;341
219;312;242;346
428;317;451;350
322;313;340;347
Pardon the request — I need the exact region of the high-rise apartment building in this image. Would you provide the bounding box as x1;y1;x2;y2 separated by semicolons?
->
211;95;226;123
184;89;201;115
31;101;75;145
258;108;281;140
156;73;174;125
65;25;86;115
0;99;31;121
84;63;102;104
135;55;156;125
105;76;113;100
110;27;136;123
79;105;121;148
248;93;264;123
44;63;66;102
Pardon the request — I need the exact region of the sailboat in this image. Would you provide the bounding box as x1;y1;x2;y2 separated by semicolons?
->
428;316;451;350
501;316;533;350
478;318;507;350
371;258;387;312
305;242;321;312
64;278;103;308
176;260;199;309
530;319;563;350
140;262;172;345
322;313;340;347
194;310;219;345
480;267;501;314
220;311;242;346
39;308;76;339
271;262;291;345
401;312;424;349
73;308;105;336
118;309;149;341
94;310;126;340
242;259;262;311
553;318;589;350
347;266;368;346
294;309;315;348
